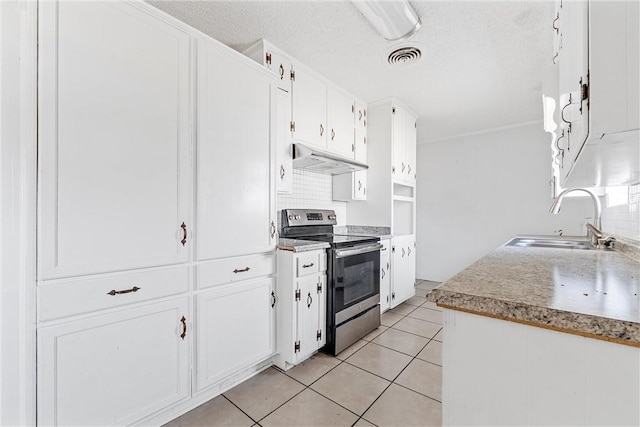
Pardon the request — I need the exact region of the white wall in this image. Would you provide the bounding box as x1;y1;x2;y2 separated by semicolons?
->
416;123;593;282
276;169;347;226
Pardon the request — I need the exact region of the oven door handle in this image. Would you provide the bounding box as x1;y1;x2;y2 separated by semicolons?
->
335;243;383;259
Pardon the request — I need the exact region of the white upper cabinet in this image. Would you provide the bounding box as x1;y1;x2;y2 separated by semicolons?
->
392;103;417;185
276;87;294;194
291;63;327;148
196;38;275;261
327;87;357;157
554;0;639;187
38;0;191;279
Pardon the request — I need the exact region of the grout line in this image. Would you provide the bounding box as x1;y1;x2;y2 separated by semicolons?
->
221;394;261;426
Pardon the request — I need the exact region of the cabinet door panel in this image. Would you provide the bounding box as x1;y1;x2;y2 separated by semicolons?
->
37;298;190;426
197;40;274;260
391;235;415;307
327;87;356;157
405;111;417;183
392;106;406;180
296;274;321;360
291;67;327;147
379;240;391;312
196;278;275;390
38;1;191;279
276;87;293;194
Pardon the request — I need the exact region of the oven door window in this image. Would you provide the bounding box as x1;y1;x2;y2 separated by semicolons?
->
334;249;380;312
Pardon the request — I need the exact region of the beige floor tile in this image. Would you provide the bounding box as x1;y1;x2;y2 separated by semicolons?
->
163;395;253;427
390;303;417;316
416;340;442;366
416;281;441;291
223;367;305;421
260;389;358;426
405;295;427;306
346;343;413;381
380;311;403;327
372;328;429;357
432;329;443;342
363;384;441;427
395;359;442;402
407;307;443;325
284;352;341;386
335;339;367;360
353;418;376;426
422;301;442;312
392;317;441;339
414;287;429;298
362;325;388;341
311;363;390;415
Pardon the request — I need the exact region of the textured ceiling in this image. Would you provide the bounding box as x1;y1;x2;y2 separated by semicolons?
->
148;0;554;143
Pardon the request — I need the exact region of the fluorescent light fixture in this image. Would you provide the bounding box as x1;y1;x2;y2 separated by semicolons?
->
352;0;421;41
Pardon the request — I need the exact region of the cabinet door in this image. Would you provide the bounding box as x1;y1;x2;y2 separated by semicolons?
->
38;298;190;426
266;48;292;92
327;87;356;157
391;236;415;308
291;65;327;148
557;0;589;175
38;1;191;279
196;278;276;391
316;275;327;347
354;129;368;200
355;101;367;130
276;87;293;194
392;105;406;180
405;111;417;184
197;39;275;260
379;240;391;312
296;274;322;361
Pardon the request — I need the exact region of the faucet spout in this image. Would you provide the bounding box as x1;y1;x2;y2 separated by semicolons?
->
549;188;602;245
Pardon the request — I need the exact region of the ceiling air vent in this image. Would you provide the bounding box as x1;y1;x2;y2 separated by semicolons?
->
387;46;421;66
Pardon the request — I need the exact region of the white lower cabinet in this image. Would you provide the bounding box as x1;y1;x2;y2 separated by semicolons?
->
37;297;190;426
195;277;276;391
275;249;327;370
391;235;416;308
379;239;391;312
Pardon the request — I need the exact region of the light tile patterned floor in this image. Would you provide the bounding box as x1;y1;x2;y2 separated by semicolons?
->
165;280;442;427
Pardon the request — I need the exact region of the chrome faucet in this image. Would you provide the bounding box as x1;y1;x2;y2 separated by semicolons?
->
549;188;603;246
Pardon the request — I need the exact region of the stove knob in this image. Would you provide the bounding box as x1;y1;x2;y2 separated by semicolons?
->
289;215;294;220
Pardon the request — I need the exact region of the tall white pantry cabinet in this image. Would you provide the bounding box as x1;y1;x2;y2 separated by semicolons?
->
36;1;276;425
347;98;418;311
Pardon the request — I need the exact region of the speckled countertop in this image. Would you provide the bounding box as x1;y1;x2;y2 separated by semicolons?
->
277;238;330;253
334;225;392;239
428;238;640;347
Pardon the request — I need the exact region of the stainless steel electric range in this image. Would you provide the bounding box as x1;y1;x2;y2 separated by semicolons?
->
281;209;382;355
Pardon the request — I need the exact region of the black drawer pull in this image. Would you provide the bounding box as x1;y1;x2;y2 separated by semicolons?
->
233;267;251;273
107;286;140;296
302;263;314;268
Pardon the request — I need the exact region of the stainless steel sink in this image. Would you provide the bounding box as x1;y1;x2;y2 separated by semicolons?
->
506;237;594;250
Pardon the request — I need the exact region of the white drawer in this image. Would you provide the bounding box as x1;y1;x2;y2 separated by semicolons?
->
296;252;326;277
38;265;190;322
197;253;275;289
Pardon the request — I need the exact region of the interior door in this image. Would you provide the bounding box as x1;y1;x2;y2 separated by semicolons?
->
38;0;191;279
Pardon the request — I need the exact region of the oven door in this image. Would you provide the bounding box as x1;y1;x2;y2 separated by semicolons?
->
331;243;381;318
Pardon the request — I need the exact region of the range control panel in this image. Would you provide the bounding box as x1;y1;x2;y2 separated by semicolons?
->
282;209;337;227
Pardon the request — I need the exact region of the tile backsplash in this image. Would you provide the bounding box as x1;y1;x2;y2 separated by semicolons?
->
276;169;347;226
601;184;640;242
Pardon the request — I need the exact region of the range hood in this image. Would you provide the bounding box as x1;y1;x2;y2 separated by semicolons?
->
292;143;368;175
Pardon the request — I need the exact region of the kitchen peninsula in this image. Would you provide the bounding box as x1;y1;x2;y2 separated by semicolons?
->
428;238;640;426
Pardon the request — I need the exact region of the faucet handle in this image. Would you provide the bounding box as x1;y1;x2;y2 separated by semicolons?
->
597;236;615;249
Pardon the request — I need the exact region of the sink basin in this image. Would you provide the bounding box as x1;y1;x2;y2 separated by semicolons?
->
506;237;594;250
